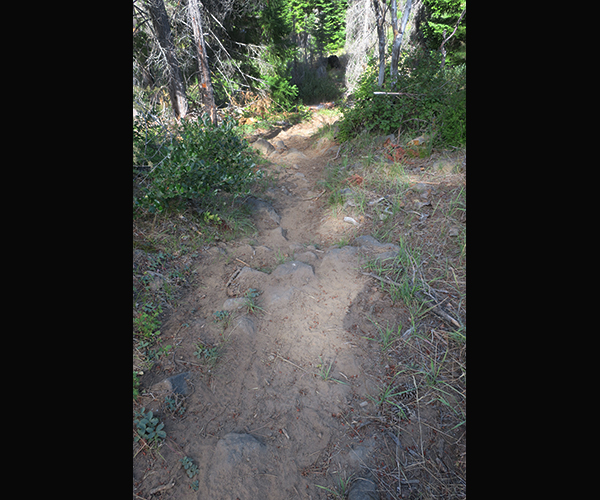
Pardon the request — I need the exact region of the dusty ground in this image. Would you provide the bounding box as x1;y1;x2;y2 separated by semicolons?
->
133;112;466;499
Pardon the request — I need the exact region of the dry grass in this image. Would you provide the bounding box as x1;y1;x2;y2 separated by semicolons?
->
324;138;466;499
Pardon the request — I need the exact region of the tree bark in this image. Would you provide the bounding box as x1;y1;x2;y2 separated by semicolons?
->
188;0;217;125
372;0;386;87
145;0;188;120
390;0;413;89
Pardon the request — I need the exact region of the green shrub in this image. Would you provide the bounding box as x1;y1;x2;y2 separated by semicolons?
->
339;49;465;147
297;68;342;104
134;114;259;213
265;72;299;111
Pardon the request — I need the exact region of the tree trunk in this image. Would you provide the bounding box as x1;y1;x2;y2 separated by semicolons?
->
145;0;188;120
390;0;413;89
372;0;386;87
188;0;217;125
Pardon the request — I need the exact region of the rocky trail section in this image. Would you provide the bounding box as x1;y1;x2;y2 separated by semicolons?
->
133;115;465;499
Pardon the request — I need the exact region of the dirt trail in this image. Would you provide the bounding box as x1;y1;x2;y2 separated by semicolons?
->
133;114;465;499
134;114;388;498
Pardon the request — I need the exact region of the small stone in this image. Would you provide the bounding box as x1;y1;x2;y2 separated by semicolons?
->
354;235;400;255
222;298;247;311
232;316;256;335
151;372;191;396
348;472;379;500
262;286;295;307
244;197;281;225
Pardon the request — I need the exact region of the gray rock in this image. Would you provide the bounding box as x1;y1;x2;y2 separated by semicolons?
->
285;148;308;160
264;226;289;245
272;261;314;285
372;250;399;266
251;138;275;156
208;433;267;498
232;315;256;335
347;473;379;500
150;372;191;396
262;286;295;308
222;298;247;311
410;182;431;194
354;235;400;255
213;433;265;464
294;251;317;263
232;267;270;294
244;197;281;225
320;246;359;272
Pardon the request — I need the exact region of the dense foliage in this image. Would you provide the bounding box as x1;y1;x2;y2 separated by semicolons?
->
133;115;259;213
418;0;466;65
133;0;466;197
338;48;465;146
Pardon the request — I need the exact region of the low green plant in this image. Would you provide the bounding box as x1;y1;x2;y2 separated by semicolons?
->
316;356;346;384
181;456;199;479
164;394;186;416
213;310;230;323
133;306;162;338
317;356;334;381
244;288;264;314
134;408;166;444
194;341;221;365
133;371;141;400
315;473;355;499
365;320;401;351
202;211;222;226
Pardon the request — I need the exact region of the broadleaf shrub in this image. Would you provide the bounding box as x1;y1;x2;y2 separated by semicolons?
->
134;114;259;213
339;49;465;147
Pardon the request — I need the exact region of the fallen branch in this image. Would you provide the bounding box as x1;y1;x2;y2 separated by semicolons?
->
373;92;424;97
420;290;462;329
149;481;175;495
361;271;402;288
361;272;462;329
274;353;312;375
299;189;326;201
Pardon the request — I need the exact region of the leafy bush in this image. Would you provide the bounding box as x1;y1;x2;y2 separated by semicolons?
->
134;114;259;213
338;49;465;147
